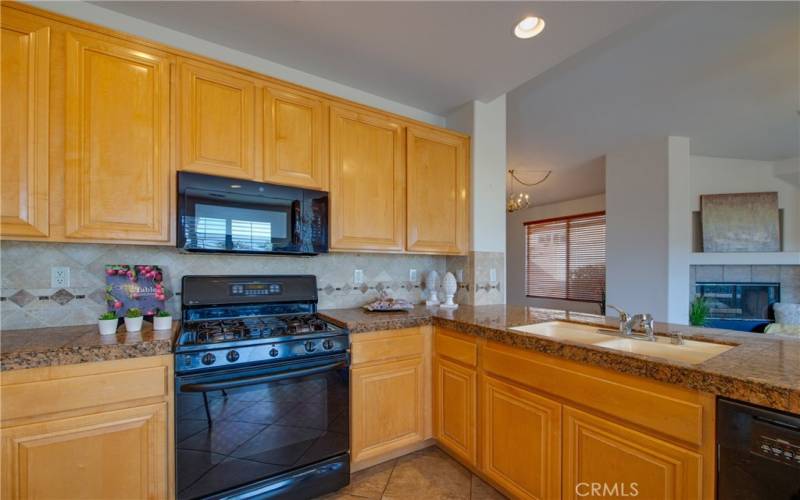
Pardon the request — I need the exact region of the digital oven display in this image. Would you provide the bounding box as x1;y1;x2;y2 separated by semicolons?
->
229;283;282;296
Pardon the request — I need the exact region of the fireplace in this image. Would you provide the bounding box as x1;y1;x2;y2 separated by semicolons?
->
694;282;780;332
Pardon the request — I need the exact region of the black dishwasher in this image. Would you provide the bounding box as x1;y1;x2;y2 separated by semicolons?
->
717;398;800;500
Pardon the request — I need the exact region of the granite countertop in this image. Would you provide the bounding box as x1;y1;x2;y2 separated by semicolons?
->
320;305;800;413
0;321;178;372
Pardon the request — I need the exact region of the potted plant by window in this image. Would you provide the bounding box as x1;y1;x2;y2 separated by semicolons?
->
153;309;173;331
98;312;118;336
124;308;144;332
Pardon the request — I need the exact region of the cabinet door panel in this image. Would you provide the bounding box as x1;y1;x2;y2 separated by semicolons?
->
330;106;404;251
482;375;561;500
406;126;468;254
351;357;424;463
1;11;49;237
64;32;171;241
264;85;326;189
562;406;702;500
1;403;168;500
179;60;256;179
434;357;476;466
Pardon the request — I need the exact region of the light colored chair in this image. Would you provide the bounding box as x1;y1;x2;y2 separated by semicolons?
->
765;303;800;336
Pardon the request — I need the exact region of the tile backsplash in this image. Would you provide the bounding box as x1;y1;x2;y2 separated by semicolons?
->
0;241;449;330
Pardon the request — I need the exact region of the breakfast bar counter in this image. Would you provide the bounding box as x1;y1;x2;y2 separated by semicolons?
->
321;304;800;413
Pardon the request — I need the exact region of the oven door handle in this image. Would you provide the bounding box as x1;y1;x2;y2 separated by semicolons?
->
180;361;347;393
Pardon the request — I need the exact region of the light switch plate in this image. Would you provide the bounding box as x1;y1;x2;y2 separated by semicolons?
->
490;268;497;283
457;269;464;282
51;267;70;288
353;269;364;284
409;269;417;281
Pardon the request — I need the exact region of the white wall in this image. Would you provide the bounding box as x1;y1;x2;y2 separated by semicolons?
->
506;194;606;314
445;97;507;253
27;1;444;126
690;155;800;251
606;136;690;323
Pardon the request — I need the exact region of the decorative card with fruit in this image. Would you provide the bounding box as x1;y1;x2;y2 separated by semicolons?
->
105;265;168;317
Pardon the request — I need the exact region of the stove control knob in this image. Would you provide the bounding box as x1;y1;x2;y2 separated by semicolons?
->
304;340;317;353
201;353;216;365
268;348;279;357
322;339;334;350
226;350;240;363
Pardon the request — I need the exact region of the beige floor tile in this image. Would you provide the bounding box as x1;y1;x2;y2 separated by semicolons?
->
335;459;396;499
381;447;472;500
470;475;507;500
318;446;504;500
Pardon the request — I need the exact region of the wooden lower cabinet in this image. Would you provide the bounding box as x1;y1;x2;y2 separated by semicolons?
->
481;375;561;500
0;356;174;500
350;327;431;470
433;356;476;466
1;403;168;499
562;406;702;500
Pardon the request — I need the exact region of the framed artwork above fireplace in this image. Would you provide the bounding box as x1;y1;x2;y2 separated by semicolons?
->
700;192;780;252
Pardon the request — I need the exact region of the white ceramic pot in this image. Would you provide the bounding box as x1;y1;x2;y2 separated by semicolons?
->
124;316;143;333
98;318;118;336
153;315;172;331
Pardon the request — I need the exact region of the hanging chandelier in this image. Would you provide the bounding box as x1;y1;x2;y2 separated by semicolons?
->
507;169;551;213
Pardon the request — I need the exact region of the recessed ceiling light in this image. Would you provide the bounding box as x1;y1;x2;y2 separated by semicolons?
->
514;16;546;39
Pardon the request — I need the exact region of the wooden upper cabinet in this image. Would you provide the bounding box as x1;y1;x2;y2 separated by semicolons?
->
64;31;172;241
330;105;405;251
562;406;702;500
179;59;257;180
406;126;468;254
263;85;327;190
1;10;50;238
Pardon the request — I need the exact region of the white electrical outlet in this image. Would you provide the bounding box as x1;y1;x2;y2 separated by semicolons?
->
353;269;364;284
409;269;418;281
51;267;70;288
457;269;464;282
490;268;497;283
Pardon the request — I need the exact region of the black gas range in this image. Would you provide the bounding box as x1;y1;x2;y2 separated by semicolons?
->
175;275;349;500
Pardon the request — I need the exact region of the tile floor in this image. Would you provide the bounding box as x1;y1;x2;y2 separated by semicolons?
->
319;446;506;499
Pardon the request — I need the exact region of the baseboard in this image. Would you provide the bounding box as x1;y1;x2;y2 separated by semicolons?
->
350;438;436;473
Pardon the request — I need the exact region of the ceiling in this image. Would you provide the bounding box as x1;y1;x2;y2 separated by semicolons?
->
507;2;799;206
92;1;658;115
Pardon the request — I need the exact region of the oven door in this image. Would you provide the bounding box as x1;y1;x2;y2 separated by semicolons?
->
175;353;349;500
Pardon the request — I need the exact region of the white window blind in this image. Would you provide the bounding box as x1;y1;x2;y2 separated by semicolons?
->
525;212;606;302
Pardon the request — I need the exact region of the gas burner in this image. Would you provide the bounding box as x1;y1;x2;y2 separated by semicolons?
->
180;314;337;346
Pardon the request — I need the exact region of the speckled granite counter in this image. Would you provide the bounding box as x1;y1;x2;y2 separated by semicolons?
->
0;321;177;371
320;305;800;413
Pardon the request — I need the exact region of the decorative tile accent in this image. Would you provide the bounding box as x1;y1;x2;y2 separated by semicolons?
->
1;241;453;329
8;289;35;308
50;289;75;305
88;287;107;305
323;284;335;295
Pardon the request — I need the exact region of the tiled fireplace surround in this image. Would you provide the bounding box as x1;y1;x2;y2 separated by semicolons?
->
0;242;504;330
690;265;800;306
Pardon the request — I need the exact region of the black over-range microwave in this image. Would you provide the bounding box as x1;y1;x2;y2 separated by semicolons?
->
177;172;328;255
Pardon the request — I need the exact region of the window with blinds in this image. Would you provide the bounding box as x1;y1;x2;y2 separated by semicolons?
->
525;212;606;302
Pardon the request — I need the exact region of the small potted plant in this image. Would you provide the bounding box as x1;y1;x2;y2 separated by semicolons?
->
689;296;710;327
153;309;173;331
98;311;118;336
124;308;144;332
